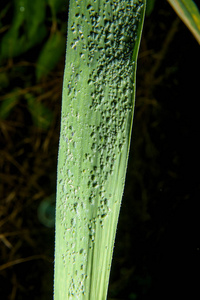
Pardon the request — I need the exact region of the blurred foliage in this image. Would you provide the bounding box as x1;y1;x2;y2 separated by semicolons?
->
0;91;18;119
0;0;67;130
146;0;200;43
25;93;54;130
146;0;156;16
0;0;47;59
36;31;66;81
48;0;67;16
37;194;56;228
167;0;200;43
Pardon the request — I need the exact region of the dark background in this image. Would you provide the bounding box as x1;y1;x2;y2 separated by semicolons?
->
0;1;199;299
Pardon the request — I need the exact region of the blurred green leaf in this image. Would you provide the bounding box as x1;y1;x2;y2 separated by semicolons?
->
0;3;11;28
168;0;200;44
48;0;66;16
146;0;156;16
26;94;53;130
0;72;9;89
0;95;18;120
36;31;66;81
0;0;47;58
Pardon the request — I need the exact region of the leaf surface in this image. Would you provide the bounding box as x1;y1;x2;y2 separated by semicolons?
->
54;1;146;299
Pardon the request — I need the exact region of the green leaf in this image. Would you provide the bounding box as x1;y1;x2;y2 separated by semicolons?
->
47;0;67;15
167;0;200;44
0;3;11;28
146;0;156;16
54;0;146;299
0;95;18;120
0;72;9;89
0;0;46;58
26;94;53;130
36;31;66;81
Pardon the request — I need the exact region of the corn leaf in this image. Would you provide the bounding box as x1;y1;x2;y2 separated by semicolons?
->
54;1;146;299
168;0;200;44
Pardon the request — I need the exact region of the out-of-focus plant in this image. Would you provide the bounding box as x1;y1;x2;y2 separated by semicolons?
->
146;0;200;43
0;0;47;59
167;0;200;43
0;0;67;130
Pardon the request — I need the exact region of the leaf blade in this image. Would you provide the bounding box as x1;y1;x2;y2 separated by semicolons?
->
54;1;146;299
167;0;200;44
